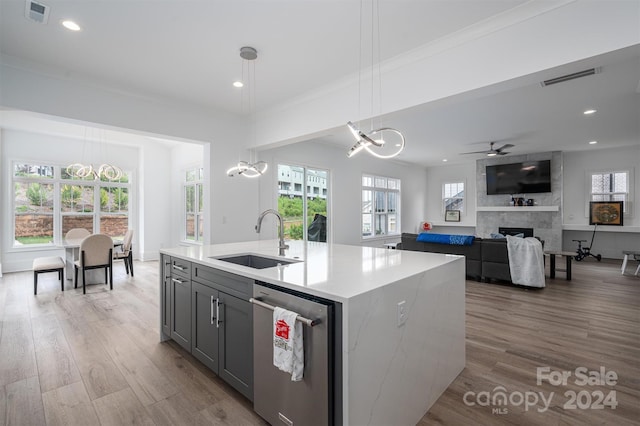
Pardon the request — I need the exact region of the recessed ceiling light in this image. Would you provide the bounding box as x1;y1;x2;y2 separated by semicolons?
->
442;159;448;162
583;109;597;115
61;20;81;31
589;140;598;145
233;81;243;88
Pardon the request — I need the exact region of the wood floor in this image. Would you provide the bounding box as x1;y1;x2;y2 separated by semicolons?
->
1;258;638;425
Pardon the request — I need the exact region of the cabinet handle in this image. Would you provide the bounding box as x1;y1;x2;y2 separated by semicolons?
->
172;264;185;271
216;298;223;328
211;296;216;325
171;278;184;284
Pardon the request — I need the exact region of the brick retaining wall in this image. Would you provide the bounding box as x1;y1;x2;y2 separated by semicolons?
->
15;214;128;238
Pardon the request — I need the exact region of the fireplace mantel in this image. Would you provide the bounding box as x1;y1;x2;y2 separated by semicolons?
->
476;206;559;212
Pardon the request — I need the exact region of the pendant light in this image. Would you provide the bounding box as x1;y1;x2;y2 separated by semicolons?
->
66;128;123;181
346;0;405;159
227;46;268;178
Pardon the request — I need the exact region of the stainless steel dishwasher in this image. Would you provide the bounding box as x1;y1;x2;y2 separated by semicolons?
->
251;281;340;426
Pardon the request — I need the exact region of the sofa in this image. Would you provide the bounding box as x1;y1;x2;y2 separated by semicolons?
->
398;233;513;283
480;239;511;282
398;232;482;280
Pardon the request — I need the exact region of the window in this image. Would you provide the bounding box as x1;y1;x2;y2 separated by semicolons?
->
277;164;329;242
590;171;630;213
184;167;204;243
443;182;465;213
13;162;131;246
362;174;400;238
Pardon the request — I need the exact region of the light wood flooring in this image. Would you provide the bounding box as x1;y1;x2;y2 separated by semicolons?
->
1;258;638;425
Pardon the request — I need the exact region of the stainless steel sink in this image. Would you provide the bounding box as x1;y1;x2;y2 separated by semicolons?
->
211;254;301;269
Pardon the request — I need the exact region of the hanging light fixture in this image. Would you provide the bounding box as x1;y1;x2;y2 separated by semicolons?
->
227;46;268;178
346;0;405;159
66;128;123;181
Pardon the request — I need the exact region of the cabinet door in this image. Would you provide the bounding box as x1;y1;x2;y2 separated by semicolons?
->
191;282;219;373
170;274;192;352
219;292;253;400
161;255;171;338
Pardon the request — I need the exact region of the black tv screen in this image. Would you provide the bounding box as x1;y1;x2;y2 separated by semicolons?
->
486;160;551;195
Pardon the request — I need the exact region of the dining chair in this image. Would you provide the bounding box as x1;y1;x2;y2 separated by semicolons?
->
74;233;113;294
65;228;91;240
114;229;134;276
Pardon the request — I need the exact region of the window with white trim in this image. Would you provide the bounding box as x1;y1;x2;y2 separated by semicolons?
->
590;170;629;213
13;162;131;246
443;181;465;214
184;167;204;243
362;174;400;238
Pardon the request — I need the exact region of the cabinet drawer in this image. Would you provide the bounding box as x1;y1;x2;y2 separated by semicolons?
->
193;264;252;298
170;257;192;279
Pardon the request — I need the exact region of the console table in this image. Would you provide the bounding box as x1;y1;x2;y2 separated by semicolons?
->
544;250;575;280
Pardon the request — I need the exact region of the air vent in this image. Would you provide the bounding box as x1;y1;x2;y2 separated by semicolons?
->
541;67;601;87
25;0;50;24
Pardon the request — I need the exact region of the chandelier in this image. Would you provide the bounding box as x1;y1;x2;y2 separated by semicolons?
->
66;163;123;181
66;128;123;181
346;0;405;159
226;159;268;178
227;46;268;178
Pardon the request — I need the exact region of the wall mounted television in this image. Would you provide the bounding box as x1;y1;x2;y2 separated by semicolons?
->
486;160;551;195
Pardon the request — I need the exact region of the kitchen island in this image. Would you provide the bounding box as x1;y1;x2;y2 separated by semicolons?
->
160;240;465;425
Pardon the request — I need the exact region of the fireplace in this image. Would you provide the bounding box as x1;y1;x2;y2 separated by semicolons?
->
499;227;534;238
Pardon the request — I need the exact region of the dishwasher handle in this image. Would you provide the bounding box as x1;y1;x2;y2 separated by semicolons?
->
250;297;319;327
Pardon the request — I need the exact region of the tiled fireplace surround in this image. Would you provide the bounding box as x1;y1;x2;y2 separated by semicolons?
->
476;151;563;251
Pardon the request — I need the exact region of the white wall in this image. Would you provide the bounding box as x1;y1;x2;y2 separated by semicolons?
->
562;145;640;259
424;162;477;229
563;145;639;228
256;141;428;247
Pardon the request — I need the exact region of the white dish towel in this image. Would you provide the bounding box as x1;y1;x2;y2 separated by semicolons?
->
273;306;304;381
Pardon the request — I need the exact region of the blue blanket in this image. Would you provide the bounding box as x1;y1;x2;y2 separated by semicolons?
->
416;233;475;246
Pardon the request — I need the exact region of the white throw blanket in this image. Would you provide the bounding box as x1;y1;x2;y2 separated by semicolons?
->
506;235;545;288
273;307;304;381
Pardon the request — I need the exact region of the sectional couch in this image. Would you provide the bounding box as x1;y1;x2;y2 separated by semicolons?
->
397;232;512;283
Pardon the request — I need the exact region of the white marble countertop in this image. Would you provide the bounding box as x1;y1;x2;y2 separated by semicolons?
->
160;240;461;302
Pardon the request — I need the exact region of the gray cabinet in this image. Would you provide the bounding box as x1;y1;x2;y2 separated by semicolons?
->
161;255;171;338
160;255;253;400
169;257;192;352
192;264;253;401
191;282;219;373
218;291;252;398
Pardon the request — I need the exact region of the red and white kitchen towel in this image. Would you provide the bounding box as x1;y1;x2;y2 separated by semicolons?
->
273;307;304;381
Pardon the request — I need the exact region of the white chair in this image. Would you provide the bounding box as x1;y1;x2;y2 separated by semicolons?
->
65;228;91;240
74;234;113;294
114;229;134;276
621;250;640;276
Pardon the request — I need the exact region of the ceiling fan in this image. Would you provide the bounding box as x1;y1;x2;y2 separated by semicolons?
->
460;142;514;156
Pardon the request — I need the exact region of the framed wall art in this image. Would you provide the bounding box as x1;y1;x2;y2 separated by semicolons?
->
445;210;461;222
589;201;623;226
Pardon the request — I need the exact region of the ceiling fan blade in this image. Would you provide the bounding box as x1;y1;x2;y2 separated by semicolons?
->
496;143;514;151
460;150;489;155
497;151;510;155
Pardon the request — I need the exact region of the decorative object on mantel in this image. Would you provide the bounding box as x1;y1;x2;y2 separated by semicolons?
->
227;46;268;178
444;210;461;222
346;0;405;159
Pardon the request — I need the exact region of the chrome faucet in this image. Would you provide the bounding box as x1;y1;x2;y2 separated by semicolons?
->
255;209;289;256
